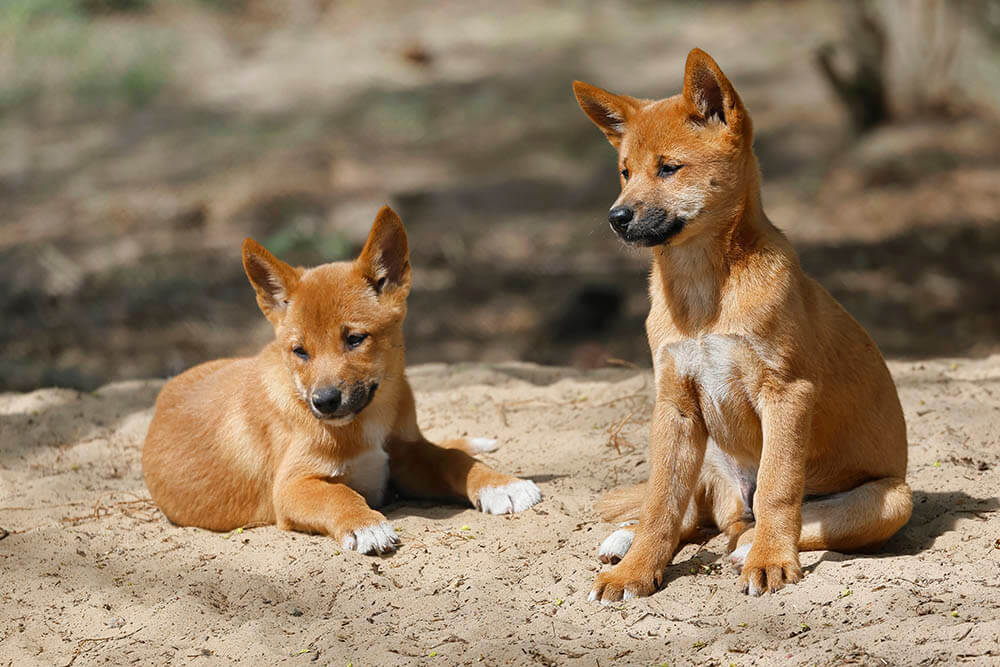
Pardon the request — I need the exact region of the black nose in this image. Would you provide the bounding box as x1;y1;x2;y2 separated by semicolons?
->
311;387;342;415
608;205;634;233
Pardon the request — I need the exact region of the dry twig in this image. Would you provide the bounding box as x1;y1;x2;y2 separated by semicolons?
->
606;411;638;455
62;493;158;526
62;626;144;667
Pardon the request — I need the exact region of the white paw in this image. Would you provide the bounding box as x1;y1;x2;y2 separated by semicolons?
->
728;542;752;570
586;590;615;606
466;437;499;453
341;521;398;555
476;480;542;514
587;590;598;602
597;528;634;564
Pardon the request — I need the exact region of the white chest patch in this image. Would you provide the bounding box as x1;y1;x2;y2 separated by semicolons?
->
656;334;740;409
336;422;390;508
363;419;390;451
339;446;389;508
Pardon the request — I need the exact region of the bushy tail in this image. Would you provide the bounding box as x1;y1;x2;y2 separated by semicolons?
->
441;437;499;456
595;482;646;523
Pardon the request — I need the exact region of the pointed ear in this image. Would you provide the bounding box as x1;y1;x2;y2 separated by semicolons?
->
573;80;640;149
682;48;748;135
242;238;300;324
356;206;410;296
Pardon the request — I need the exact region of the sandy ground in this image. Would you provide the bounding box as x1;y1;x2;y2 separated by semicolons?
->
1;358;999;666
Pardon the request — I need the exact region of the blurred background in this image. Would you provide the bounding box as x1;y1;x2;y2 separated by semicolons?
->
2;0;1000;392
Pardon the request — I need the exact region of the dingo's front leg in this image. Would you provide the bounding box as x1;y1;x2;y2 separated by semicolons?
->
590;385;707;603
738;379;812;595
388;437;541;514
385;379;540;514
274;476;398;554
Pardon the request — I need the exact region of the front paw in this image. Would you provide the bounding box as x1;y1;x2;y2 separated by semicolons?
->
340;516;399;555
475;479;542;514
738;542;802;596
588;559;660;604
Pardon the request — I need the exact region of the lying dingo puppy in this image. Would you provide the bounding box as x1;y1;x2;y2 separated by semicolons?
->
573;49;911;600
143;206;541;553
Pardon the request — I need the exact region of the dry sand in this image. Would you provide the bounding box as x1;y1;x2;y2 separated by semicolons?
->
1;358;998;666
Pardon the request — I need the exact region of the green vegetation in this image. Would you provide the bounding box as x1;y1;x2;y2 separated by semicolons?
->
0;0;172;114
264;222;354;265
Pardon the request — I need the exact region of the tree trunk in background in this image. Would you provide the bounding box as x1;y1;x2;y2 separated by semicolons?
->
816;2;890;134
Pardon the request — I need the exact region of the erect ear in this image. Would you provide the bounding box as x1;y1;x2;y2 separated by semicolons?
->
573;80;641;149
356;206;410;296
242;238;301;324
682;48;748;135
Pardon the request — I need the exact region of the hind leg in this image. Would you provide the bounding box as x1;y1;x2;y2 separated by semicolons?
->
597;463;746;564
597;494;702;564
729;477;912;571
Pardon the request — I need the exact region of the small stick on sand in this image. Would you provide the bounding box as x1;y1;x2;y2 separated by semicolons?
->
607;411;638;455
62;626;144;667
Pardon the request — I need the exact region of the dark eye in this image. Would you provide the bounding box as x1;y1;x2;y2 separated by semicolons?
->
292;346;309;361
345;333;368;350
658;163;681;177
620;167;630;180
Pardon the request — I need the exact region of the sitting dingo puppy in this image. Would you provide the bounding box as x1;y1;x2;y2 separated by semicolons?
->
573;49;911;600
143;206;541;553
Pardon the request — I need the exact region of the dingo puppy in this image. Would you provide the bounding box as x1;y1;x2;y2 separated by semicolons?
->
573;49;910;600
143;206;541;553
